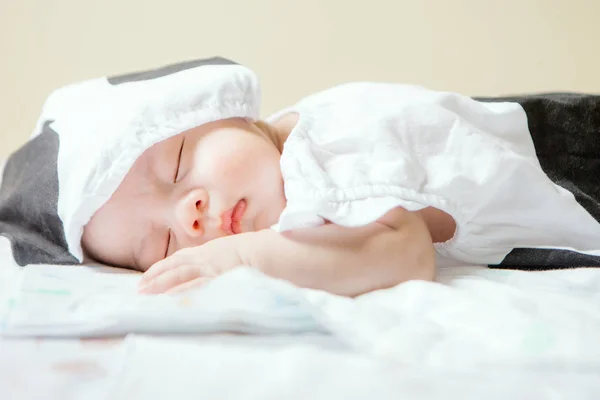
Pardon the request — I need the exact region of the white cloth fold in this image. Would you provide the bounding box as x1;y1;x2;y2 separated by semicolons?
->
3;245;600;369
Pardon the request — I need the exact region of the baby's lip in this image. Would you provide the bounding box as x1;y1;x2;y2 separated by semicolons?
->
220;199;246;235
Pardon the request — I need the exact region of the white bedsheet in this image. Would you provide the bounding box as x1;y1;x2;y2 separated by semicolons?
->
5;332;599;400
1;235;600;399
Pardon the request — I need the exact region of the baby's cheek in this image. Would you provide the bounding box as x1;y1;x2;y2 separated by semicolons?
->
211;152;248;177
201;151;257;190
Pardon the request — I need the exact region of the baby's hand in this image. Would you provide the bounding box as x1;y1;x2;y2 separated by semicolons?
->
137;235;247;294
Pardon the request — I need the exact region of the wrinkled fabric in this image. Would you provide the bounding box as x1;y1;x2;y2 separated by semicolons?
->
270;83;600;266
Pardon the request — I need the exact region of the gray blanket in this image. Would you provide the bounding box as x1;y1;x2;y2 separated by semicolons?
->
0;121;76;265
477;93;600;269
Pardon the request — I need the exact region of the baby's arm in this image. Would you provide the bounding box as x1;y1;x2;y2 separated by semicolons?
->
139;207;435;297
243;207;435;296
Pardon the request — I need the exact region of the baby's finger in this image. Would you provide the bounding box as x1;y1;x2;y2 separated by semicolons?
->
165;277;213;295
140;255;181;284
139;264;202;294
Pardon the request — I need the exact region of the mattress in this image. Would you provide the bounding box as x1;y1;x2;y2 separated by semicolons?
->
1;233;600;399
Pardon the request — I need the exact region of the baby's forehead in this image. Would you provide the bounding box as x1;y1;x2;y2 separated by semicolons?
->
123;138;173;185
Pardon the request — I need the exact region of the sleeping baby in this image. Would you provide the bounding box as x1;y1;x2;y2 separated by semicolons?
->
3;57;600;297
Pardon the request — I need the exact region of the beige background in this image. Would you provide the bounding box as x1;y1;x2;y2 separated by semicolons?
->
1;0;599;157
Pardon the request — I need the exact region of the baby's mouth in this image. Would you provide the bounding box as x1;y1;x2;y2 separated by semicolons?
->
220;199;247;235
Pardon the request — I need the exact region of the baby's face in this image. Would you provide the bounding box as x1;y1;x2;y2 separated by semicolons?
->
82;118;286;271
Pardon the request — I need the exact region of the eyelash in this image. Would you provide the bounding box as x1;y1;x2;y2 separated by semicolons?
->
165;137;186;258
174;137;185;183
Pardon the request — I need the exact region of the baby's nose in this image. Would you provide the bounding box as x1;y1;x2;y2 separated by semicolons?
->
175;188;208;238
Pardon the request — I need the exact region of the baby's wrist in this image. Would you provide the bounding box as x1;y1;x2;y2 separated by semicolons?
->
234;230;272;269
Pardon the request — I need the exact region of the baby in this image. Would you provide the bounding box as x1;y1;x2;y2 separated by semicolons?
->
82;114;441;296
79;78;600;297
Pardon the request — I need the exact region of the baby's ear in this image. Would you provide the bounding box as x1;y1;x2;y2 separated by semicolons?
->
255;113;298;149
251;120;278;143
253;119;281;136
